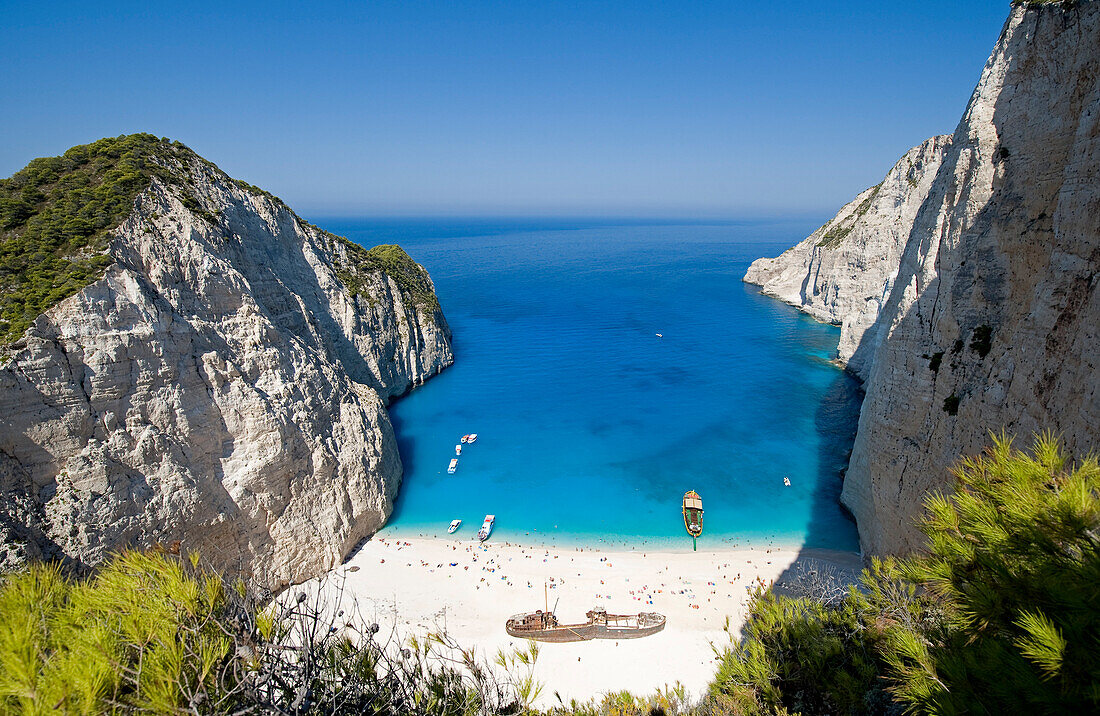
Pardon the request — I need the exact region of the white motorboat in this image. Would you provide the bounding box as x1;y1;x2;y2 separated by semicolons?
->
448;458;458;474
448;519;461;534
783;476;791;487
455;445;462;456
478;514;495;541
462;433;478;444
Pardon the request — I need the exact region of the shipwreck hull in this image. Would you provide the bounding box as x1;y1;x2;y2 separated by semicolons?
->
506;611;666;642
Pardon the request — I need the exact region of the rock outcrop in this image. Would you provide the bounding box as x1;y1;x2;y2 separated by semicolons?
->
747;0;1100;555
0;138;453;586
744;135;952;380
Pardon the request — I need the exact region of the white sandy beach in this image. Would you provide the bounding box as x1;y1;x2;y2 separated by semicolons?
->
309;535;861;707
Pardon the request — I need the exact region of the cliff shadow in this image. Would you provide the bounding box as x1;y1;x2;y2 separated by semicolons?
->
384;408;420;525
760;136;963;603
768;367;865;603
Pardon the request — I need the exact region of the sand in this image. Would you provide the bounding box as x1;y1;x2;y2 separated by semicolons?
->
305;535;862;707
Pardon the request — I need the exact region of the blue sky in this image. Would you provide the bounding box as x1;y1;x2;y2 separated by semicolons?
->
2;1;1008;218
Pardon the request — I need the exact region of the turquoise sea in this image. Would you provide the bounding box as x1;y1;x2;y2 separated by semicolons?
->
322;219;862;552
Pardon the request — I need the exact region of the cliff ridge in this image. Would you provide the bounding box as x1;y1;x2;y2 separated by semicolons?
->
745;0;1100;555
0;135;454;586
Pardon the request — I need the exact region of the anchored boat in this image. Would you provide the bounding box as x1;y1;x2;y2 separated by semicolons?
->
506;607;665;642
448;519;461;534
477;514;495;541
448;458;458;474
682;490;703;551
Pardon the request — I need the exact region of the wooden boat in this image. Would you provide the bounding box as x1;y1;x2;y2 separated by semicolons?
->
506;607;665;643
478;514;495;541
682;490;703;551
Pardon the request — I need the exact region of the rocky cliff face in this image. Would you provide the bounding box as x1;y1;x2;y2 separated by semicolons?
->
0;141;453;586
748;0;1100;555
744;135;952;380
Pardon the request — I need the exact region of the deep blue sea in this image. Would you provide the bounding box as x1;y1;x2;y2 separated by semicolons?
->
321;218;862;553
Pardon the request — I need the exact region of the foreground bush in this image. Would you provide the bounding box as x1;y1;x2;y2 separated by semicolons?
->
709;433;1100;715
0;551;528;715
0;551;234;713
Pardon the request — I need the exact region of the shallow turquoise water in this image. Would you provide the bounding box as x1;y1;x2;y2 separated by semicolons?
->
322;219;862;552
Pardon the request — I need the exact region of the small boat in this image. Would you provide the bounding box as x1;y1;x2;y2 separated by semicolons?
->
478;514;495;541
463;433;478;444
783;476;791;487
460;435;469;443
506;607;665;642
448;519;461;534
455;445;462;456
682;490;703;551
448;458;458;474
656;333;663;338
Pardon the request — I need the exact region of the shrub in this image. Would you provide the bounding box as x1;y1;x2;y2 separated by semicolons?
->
928;351;944;372
815;183;882;249
970;324;993;358
887;432;1100;712
0;550;528;715
708;433;1100;714
0;551;233;713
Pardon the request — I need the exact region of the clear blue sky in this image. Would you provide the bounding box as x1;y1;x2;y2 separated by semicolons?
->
2;1;1009;218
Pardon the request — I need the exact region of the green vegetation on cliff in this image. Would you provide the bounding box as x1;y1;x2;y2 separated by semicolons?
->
0;134;214;346
0;135;440;347
710;433;1100;715
815;181;882;249
332;236;441;311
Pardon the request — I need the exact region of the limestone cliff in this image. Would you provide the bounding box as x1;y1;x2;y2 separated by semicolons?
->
744;135;952;380
0;136;454;586
748;0;1100;555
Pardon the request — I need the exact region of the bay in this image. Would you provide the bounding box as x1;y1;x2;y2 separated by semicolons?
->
320;218;862;552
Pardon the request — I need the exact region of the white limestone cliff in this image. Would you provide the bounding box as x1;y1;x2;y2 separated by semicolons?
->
744;135;952;380
748;0;1100;555
0;152;453;587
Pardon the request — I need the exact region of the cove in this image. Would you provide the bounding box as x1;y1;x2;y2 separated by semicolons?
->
323;219;862;552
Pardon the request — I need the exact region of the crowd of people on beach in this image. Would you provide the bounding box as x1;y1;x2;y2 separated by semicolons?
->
367;536;786;621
